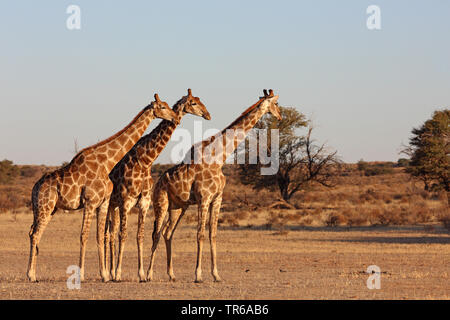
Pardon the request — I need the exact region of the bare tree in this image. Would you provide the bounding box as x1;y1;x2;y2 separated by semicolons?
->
276;125;341;201
239;106;341;203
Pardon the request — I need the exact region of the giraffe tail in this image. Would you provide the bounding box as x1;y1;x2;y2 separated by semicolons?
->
29;175;44;256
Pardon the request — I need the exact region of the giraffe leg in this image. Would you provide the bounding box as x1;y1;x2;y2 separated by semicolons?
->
108;206;119;280
146;196;169;281
79;203;96;282
209;195;222;282
27;205;56;282
104;211;110;275
114;199;134;282
136;198;150;282
195;200;211;283
96;200;110;282
104;201;116;277
163;207;186;282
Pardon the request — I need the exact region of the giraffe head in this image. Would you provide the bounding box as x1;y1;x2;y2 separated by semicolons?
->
260;89;282;121
175;88;211;120
150;94;177;122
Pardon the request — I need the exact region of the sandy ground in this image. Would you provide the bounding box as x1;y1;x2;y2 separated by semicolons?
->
0;213;449;299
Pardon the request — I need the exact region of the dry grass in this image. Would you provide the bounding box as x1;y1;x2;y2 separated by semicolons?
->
0;163;449;299
0;214;449;299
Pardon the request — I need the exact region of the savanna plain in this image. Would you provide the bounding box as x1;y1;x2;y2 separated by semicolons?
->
0;163;449;299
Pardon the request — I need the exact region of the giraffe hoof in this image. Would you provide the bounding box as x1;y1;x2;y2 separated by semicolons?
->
101;274;111;283
139;279;147;283
169;277;176;282
194;279;203;284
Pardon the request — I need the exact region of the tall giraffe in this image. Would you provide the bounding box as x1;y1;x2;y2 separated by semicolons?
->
27;94;176;283
148;90;281;283
106;89;211;282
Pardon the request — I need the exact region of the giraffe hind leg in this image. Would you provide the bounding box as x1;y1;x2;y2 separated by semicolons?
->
163;207;187;282
27;201;57;282
146;195;169;281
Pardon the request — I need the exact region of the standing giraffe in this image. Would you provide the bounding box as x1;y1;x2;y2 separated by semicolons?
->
27;94;176;282
148;90;281;283
106;89;211;282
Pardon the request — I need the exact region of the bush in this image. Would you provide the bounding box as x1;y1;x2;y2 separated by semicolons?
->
358;162;395;176
19;166;41;178
0;159;19;184
357;159;369;171
397;158;410;167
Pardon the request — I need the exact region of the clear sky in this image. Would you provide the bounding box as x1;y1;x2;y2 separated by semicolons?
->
0;0;449;165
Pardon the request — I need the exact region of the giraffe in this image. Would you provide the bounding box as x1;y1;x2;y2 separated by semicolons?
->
147;89;282;283
105;89;211;282
27;94;177;283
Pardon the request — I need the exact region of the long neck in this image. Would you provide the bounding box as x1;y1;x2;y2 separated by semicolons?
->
135;104;185;168
198;106;266;166
76;107;155;173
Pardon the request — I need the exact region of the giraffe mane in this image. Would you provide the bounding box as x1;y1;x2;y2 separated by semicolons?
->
191;97;265;152
225;98;264;129
72;105;151;159
172;97;185;111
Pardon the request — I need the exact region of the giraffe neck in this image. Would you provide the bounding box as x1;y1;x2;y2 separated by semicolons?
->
135;104;185;168
200;105;266;167
75;106;155;173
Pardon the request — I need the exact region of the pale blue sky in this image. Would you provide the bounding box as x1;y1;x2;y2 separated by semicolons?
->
0;1;449;165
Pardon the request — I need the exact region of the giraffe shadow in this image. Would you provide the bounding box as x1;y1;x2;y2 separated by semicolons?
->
288;235;450;245
220;224;449;233
217;224;450;244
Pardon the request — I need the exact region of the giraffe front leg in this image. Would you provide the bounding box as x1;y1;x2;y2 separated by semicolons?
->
108;207;119;280
136;200;149;282
96;200;110;282
195;200;210;283
209;195;222;282
104;215;110;276
115;199;133;282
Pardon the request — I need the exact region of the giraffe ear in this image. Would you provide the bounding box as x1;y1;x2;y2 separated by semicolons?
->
154;93;160;102
187;88;192;97
269;89;274;97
